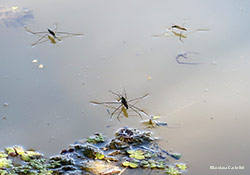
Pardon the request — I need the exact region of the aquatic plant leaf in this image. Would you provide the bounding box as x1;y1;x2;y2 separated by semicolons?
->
0;152;8;158
122;161;130;167
176;163;187;170
95;152;105;160
0;158;12;168
144;152;151;158
150;163;156;168
122;161;139;168
129;162;139;168
166;166;180;175
0;170;8;175
127;150;135;154
86;134;105;144
14;146;25;155
157;164;165;169
172;153;182;159
142;119;156;128
140;160;148;165
128;149;145;160
21;154;30;161
5;147;16;156
25;150;42;157
156;160;165;169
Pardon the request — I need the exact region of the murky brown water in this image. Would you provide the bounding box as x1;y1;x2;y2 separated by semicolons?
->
1;0;250;174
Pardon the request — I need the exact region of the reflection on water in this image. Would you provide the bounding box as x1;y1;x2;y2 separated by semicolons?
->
0;0;250;174
0;6;33;28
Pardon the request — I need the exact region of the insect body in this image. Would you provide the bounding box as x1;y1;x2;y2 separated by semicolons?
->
169;25;187;31
120;96;128;109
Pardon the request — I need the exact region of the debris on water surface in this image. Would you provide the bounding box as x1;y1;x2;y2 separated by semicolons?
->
0;128;187;174
32;59;38;63
211;61;217;65
38;64;44;69
145;75;152;80
3;103;8;107
1;116;7;120
142;115;168;128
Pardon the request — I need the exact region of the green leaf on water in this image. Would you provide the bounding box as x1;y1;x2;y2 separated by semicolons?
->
127;149;145;160
122;161;139;168
13;146;25;155
0;152;8;158
95;152;105;160
129;162;139;168
21;153;31;162
127;150;135;154
26;150;42;158
0;158;12;168
122;161;130;167
176;163;187;170
5;147;16;156
86;134;105;144
156;160;165;169
166;166;180;175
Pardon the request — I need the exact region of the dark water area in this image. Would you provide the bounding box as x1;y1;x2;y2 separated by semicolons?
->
1;0;250;174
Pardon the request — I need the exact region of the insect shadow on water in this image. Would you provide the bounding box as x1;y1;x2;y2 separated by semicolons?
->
25;23;83;46
176;52;202;65
152;21;209;43
90;89;149;121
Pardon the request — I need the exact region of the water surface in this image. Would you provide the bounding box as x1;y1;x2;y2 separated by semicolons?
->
1;0;250;174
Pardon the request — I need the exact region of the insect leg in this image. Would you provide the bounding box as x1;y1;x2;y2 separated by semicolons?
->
129;104;149;116
31;34;48;46
111;104;122;119
128;105;143;119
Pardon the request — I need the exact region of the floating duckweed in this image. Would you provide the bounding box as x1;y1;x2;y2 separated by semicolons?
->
166;166;181;175
176;163;187;170
0;128;186;174
0;158;12;168
86;133;105;144
127;149;145;160
122;161;139;168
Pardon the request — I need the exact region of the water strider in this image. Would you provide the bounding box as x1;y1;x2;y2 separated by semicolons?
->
90;89;149;121
25;24;83;46
153;22;208;43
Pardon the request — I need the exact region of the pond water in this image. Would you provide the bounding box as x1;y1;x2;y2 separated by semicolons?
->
1;0;250;174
